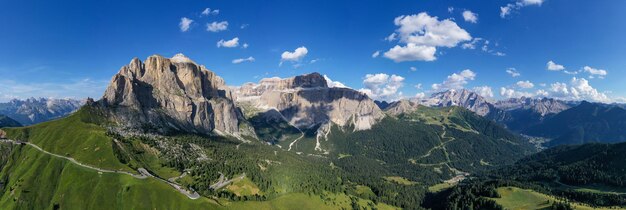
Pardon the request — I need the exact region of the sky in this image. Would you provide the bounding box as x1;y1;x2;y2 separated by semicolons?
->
1;0;625;103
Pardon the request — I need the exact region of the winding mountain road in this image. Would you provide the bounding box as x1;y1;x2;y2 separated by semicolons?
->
0;139;200;199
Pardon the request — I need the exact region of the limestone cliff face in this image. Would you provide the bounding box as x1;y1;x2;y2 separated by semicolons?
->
235;73;384;130
101;54;247;135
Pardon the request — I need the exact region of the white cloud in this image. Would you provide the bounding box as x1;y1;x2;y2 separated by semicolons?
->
410;67;417;71
448;7;455;13
415;83;423;89
432;69;476;90
207;21;228;32
242;43;249;49
516;80;534;89
359;73;405;101
536;89;549;97
240;24;249;29
372;51;380;58
583;66;607;79
473;86;494;98
415;92;426;99
384;44;437;62
501;0;545;18
546;60;565;71
216;37;239;48
461;38;482;49
569;77;609;102
547;78;610;102
280;46;308;62
179;17;193;32
232;56;255;64
506;68;521;77
201;8;219;16
385;33;398;42
462;10;478;23
383;12;471;62
323;75;348;88
500;87;534;98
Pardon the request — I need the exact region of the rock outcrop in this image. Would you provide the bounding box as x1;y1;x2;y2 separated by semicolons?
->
101;54;248;135
384;99;421;116
235;73;384;131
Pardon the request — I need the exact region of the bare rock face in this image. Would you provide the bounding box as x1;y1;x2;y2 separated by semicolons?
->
101;54;248;135
494;97;571;116
384;99;421;116
419;89;494;116
235;73;384;130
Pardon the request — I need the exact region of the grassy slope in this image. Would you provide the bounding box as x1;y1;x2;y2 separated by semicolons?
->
0;145;221;210
490;187;611;210
0;106;395;209
3;107;131;172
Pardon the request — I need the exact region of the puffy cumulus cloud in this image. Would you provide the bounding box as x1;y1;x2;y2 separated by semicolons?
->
432;69;476;90
506;68;521;77
242;43;249;49
207;21;228;32
281;46;308;62
516;80;534;89
359;73;405;101
201;8;219;16
569;77;609;102
384;44;436;62
217;37;239;48
501;0;545;18
383;12;471;62
547;78;609;102
583;66;607;79
372;51;380;58
536;89;549;97
323;75;348;88
393;13;471;47
473;86;494;98
415;92;426;99
546;60;565;71
232;56;255;64
179;17;193;32
500;87;534;98
462;10;478;23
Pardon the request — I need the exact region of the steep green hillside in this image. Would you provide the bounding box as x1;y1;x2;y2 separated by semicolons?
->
525;101;626;146
0;106;396;209
0;115;20;128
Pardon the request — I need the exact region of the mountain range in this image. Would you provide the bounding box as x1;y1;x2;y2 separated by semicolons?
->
0;98;83;125
0;54;624;209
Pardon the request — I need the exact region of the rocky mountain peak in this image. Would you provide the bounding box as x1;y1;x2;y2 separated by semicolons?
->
100;54;248;136
234;73;383;131
420;89;494;116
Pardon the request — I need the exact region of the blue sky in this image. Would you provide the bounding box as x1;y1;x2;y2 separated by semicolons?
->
1;0;625;103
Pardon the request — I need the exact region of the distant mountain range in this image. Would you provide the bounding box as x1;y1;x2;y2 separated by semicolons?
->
0;98;83;125
375;89;626;147
525;101;626;146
